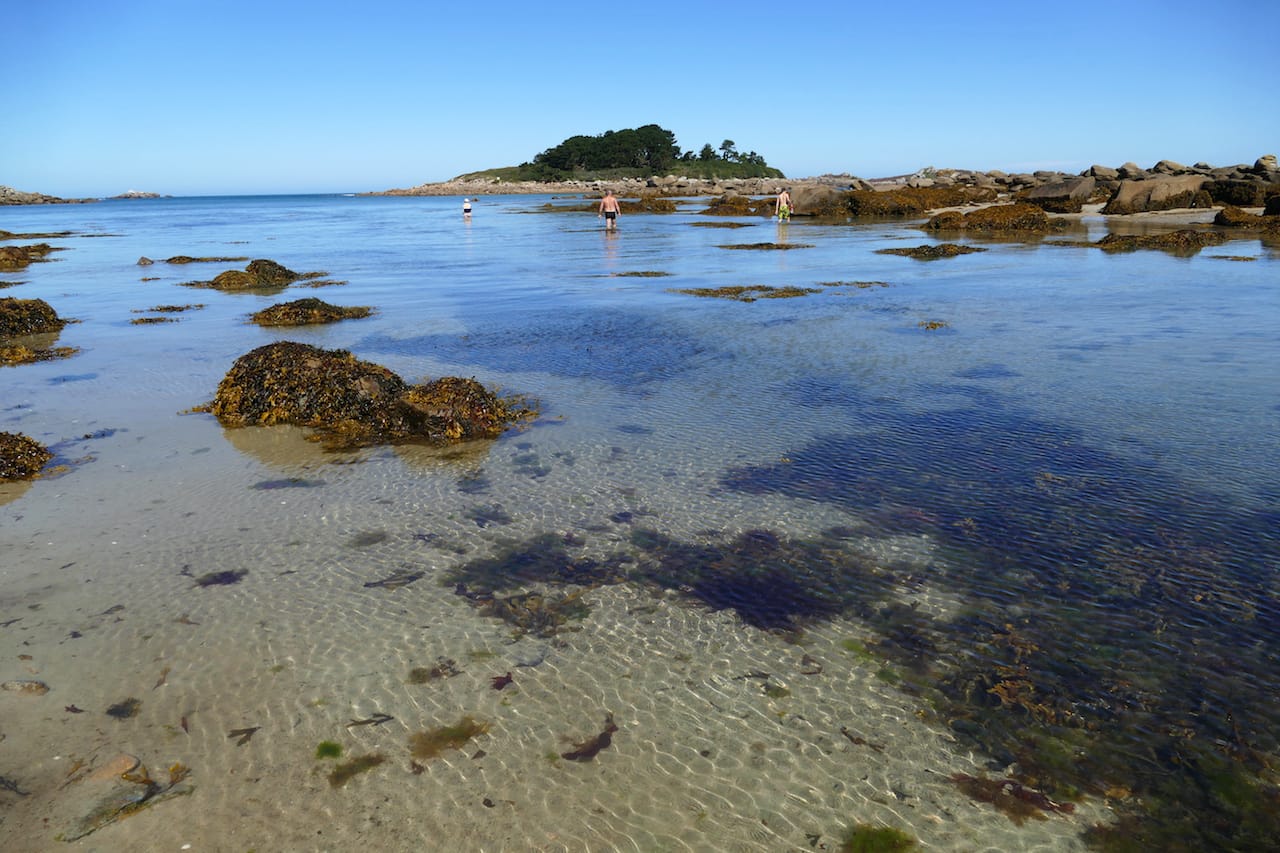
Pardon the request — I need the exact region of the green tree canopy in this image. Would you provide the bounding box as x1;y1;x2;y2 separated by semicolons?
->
517;124;782;181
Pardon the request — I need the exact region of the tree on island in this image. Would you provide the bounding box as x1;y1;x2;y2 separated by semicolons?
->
513;124;782;181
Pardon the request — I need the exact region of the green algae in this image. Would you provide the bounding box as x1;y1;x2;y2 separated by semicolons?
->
838;823;916;852
315;741;342;759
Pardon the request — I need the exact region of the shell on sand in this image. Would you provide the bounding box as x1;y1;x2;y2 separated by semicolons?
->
1;679;50;695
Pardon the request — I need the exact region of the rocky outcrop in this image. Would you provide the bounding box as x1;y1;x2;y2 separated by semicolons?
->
0;185;96;205
181;259;329;291
203;342;534;449
1023;176;1097;213
0;243;62;271
1101;175;1213;214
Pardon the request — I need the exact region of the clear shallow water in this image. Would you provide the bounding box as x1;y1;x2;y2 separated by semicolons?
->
1;194;1278;850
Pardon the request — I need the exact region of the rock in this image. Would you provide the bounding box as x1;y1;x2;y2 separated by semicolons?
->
55;754;194;842
204;342;533;449
0;243;61;272
0;185;98;205
1117;162;1148;180
1024;176;1096;212
1266;196;1280;216
1152;159;1189;174
1;678;50;694
137;256;154;266
1254;154;1278;173
1101;175;1211;214
788;184;847;216
0;433;53;481
925;203;1053;231
1095;229;1229;253
1088;164;1120;180
0;296;67;337
249;298;372;327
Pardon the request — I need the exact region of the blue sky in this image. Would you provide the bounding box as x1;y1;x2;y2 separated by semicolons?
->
5;0;1276;196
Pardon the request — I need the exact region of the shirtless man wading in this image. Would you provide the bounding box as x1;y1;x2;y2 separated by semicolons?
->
598;189;621;230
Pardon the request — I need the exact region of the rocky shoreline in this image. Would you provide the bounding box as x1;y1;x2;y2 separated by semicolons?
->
368;154;1280;216
5;155;1277;213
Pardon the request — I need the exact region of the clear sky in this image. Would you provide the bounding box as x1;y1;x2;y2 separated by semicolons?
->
5;0;1276;197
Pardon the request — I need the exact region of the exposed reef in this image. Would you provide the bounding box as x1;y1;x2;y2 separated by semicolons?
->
179;258;332;291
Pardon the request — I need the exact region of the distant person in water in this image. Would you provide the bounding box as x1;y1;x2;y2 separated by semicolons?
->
598;189;620;230
463;197;472;217
775;188;792;222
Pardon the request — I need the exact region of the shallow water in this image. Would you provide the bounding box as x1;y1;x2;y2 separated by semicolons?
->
1;194;1278;851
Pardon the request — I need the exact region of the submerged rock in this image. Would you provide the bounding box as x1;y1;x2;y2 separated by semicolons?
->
0;243;61;272
204;342;533;448
1094;229;1230;253
0;432;53;481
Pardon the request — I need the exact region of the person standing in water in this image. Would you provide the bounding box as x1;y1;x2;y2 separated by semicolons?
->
463;198;472;218
598;189;620;231
775;187;792;222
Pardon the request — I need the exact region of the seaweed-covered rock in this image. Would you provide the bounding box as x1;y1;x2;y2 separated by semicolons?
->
0;297;67;337
186;258;324;291
0;243;59;271
1265;195;1280;217
1213;206;1280;231
0;431;52;481
619;196;677;213
701;194;769;216
249;298;372;327
876;243;987;260
924;203;1053;231
205;342;531;448
845;186;995;216
1094;230;1230;253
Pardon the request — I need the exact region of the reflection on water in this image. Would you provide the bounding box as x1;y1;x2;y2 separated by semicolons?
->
2;193;1278;849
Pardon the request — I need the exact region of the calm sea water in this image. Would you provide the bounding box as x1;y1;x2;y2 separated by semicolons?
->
2;194;1278;850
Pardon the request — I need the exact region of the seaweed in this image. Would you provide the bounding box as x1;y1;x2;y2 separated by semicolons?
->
667;285;821;302
327;753;386;787
838;823;916;852
875;244;986;260
490;672;514;690
227;726;260;745
315;741;343;759
248;297;372;327
408;659;460;683
363;569;422;589
0;774;31;796
105;698;141;719
346;713;394;728
0;431;52;480
950;773;1075;825
193;569;247;587
561;713;618;762
408;716;490;761
716;242;814;250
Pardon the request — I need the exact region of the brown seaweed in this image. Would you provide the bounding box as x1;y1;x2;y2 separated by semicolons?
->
561;713;618;762
490;672;514;690
408;658;461;683
408;716;490;761
363;569;423;590
227;726;260;745
345;713;394;728
193;569;247;587
105;698;141;719
327;753;386;787
949;773;1075;825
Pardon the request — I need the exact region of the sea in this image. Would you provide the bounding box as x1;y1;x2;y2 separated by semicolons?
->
1;193;1277;852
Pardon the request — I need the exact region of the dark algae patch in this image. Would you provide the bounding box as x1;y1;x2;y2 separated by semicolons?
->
105;698;142;719
193;569;247;587
668;285;821;302
315;741;342;759
327;753;386;787
717;382;1280;850
875;244;986;260
716;242;814;250
560;713;618;761
838;823;916;852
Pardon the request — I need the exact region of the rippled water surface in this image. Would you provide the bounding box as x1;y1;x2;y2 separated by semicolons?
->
2;194;1278;851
